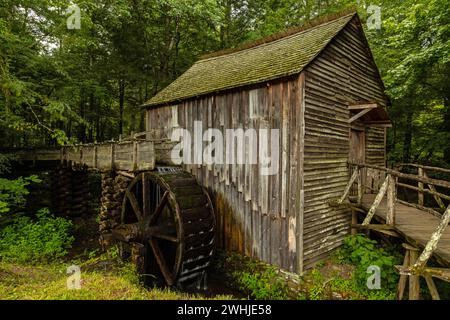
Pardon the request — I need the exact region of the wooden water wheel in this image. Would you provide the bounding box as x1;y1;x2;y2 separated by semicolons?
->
112;170;215;286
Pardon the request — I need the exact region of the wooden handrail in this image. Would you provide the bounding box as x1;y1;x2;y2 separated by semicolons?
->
412;204;450;271
399;163;450;174
349;162;450;189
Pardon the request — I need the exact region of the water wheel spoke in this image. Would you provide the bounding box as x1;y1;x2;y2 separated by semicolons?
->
120;171;215;287
142;173;151;218
149;190;169;225
126;190;144;222
148;225;179;243
149;238;175;285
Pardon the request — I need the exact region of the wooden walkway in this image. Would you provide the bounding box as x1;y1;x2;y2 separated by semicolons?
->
361;194;450;266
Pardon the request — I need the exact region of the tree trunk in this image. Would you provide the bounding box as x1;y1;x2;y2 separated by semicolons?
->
443;97;450;164
402;112;413;163
119;79;125;136
78;89;86;143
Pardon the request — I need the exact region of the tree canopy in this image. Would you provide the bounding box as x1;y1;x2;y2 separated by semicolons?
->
0;0;448;166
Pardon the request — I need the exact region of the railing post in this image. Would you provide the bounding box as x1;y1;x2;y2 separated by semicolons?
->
386;174;396;225
132;140;138;171
418;167;424;206
357;167;363;205
110;140;115;170
93;145;98;169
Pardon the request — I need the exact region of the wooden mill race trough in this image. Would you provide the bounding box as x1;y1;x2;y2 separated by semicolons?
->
6;11;450;298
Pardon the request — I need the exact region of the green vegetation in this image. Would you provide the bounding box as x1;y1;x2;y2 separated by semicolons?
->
301;234;401;300
234;266;289;300
0;249;232;300
334;234;402;292
214;237;402;301
0;208;74;264
0;0;448;168
0;175;41;214
213;251;290;300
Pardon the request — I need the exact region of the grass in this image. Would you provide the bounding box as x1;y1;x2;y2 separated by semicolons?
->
0;250;233;300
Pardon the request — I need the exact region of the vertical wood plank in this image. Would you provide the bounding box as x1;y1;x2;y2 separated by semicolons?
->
296;72;306;274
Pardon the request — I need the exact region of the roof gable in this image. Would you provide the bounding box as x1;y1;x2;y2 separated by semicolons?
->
145;13;357;108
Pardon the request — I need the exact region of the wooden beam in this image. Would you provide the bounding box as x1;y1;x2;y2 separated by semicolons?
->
423;171;446;210
362;175;389;225
337;168;359;204
348;108;373;123
409;248;420;300
396;250;410;300
424;275;440;300
347;103;378;110
397;266;450;282
399;163;450;174
413;204;450;270
352;224;395;230
396;182;450;202
351;223;400;237
364;121;392;127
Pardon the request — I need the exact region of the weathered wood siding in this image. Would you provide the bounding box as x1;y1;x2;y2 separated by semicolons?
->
302;18;387;270
146;77;303;272
365;127;387;192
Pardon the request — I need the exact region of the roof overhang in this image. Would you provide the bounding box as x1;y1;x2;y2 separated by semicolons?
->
347;103;391;127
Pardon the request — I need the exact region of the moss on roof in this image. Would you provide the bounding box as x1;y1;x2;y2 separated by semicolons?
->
144;12;356;108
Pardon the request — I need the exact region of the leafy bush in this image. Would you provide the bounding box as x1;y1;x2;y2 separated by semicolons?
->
0;208;74;263
0;154;13;175
0;175;41;214
234;265;289;300
334;234;401;294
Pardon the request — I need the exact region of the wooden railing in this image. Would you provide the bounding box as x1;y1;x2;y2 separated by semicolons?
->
336;162;450;299
5;127;183;170
336;162;450;225
8;130;179;172
396;163;450;213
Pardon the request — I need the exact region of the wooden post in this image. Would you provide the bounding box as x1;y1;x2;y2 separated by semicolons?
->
132;140;138;171
396;249;410;300
357;168;363;205
386;174;396;225
93;145;98;169
409;248;420;300
351;208;358;235
424;275;440;300
110;141;115;170
418;167;424;206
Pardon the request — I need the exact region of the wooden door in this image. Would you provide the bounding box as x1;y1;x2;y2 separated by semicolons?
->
350;129;365;164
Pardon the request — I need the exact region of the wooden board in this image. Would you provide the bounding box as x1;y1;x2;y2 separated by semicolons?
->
361;194;450;265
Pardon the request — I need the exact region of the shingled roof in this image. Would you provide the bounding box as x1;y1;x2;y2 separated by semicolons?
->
144;12;357;108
